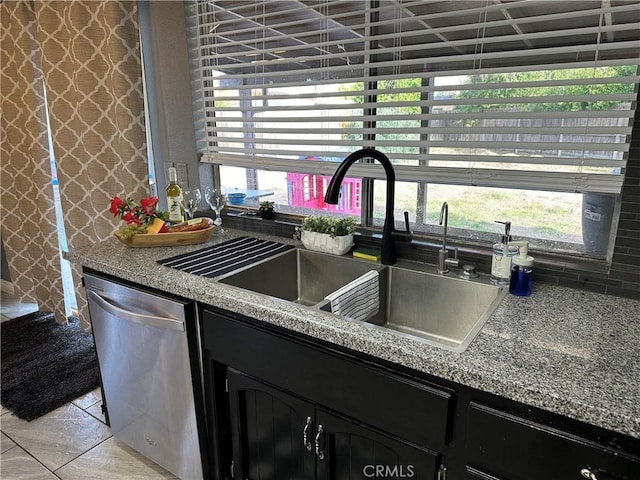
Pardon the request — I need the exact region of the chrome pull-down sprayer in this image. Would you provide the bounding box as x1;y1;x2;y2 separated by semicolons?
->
324;148;412;265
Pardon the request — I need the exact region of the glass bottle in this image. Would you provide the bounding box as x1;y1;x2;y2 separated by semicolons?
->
166;167;183;223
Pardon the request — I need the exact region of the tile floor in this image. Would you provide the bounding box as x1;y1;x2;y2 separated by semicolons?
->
1;293;177;479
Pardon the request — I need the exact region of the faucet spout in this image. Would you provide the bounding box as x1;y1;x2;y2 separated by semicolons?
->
324;148;411;265
439;202;448;253
438;201;459;274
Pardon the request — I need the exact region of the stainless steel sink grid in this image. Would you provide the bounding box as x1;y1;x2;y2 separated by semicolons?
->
218;249;506;352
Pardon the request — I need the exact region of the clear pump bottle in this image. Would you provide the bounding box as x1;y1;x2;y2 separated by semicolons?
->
490;221;518;285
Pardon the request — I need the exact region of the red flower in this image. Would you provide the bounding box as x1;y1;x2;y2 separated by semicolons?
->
109;196;126;215
140;196;158;215
109;195;167;227
122;211;140;226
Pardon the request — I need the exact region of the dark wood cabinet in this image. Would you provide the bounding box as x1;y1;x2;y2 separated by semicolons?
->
315;407;440;480
465;402;640;480
203;309;447;479
200;306;639;480
204;308;452;448
227;369;315;479
226;368;440;480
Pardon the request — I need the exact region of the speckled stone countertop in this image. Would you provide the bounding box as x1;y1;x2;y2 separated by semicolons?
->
65;229;640;439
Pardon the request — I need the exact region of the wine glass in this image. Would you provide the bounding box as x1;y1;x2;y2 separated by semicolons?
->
181;188;201;220
205;186;227;229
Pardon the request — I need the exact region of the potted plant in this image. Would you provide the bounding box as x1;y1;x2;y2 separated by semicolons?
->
258;200;275;220
294;215;357;255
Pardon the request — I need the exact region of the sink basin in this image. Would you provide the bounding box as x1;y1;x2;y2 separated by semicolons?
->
368;266;506;352
218;248;506;352
218;248;383;307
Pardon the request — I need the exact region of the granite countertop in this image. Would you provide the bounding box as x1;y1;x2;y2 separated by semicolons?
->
65;229;640;439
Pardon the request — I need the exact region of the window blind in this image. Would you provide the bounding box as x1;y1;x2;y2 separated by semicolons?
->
187;0;640;194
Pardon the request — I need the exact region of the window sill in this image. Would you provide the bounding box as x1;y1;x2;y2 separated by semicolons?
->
219;209;611;277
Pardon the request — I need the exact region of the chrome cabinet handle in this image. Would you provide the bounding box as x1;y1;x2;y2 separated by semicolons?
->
302;416;313;451
315;425;325;460
437;464;447;480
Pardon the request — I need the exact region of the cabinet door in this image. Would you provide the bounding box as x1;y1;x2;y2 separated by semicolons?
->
204;311;452;449
227;369;316;480
315;408;440;480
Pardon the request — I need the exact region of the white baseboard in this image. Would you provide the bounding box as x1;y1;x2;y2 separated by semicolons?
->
1;279;14;296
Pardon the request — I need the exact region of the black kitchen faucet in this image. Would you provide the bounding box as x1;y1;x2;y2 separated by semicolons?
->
324;148;412;265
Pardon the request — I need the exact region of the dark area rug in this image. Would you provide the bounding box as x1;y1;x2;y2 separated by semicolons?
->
1;311;99;421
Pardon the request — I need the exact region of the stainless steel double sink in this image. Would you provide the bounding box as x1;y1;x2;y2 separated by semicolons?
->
218;248;506;352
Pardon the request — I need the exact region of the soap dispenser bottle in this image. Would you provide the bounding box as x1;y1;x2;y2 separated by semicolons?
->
509;241;534;296
490;221;518;285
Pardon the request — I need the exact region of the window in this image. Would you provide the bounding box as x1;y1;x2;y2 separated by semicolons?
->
186;0;639;258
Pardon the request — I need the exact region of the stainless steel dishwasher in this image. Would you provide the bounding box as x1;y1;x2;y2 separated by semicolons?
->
84;273;206;480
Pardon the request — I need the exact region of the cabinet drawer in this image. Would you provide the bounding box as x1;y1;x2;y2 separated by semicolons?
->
466;402;640;480
203;310;453;448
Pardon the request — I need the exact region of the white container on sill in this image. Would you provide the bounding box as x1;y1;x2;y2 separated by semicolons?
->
300;231;354;255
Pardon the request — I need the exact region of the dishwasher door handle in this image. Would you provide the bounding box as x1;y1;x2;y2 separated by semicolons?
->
87;290;185;332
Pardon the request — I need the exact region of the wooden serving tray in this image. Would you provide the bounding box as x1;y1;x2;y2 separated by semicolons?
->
114;225;215;247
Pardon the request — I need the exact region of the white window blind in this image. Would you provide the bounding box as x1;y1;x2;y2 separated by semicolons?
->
188;0;640;194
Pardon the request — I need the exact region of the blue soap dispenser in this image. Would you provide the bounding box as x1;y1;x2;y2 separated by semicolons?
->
509;241;534;296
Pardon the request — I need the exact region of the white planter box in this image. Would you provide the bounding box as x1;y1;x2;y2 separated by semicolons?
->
301;231;354;255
